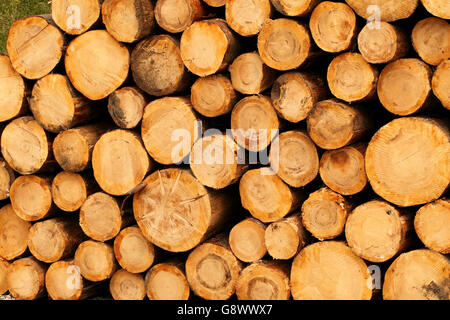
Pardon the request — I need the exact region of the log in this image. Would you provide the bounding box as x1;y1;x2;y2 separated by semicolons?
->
421;0;450;19
110;269;146;300
269;130;319;188
65;30;130;100
30;74;99;133
92;129;151;196
145;262;190;300
6;16;65;79
155;0;206;33
108;87;147;129
190;133;248;189
225;0;272;37
74;240;118;282
307;99;371;150
236;261;290;300
365;117;449;207
257;18;312;71
0;157;15;200
270;0;319;16
131;35;190;97
344;0;419;22
345;200;414;263
28;217;85;263
114;226;155;273
52;0;102;35
229;51;276;95
204;0;225;6
191;74;237;117
412;17;450;66
141;97;199;165
102;0;154;43
0;204;31;261
327;52;379;102
309;1;357;53
52;172;96;212
239;168;304;223
301;187;351;240
414;199;450;254
185;234;243;300
53;123;111;172
383;249;449;300
271;72;328;123
0;54;27;122
319;143;368;196
180;19;239;76
432;59;450;110
291;241;372;300
133;168;235;252
0;259;8;295
7;257;47;300
230;95;279;152
358;22;409;64
228;218;267;263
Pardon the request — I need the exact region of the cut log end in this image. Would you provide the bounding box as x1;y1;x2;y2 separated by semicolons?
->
74;240;118;282
271;0;318;17
0;204;31;261
421;0;450;19
0;55;27;122
7;257;46;300
145;263;190;300
344;0;419;22
52;0;101;35
226;0;272;36
108;87;146;129
45;260;84;300
0;259;9;295
229;218;267;263
412;17;450;66
155;0;205;33
0;158;15;200
52;172;87;212
432;59;450;110
110;269;146;300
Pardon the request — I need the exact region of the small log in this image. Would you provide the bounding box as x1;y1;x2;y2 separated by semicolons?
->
229;218;267;263
204;0;225;7
344;0;419;22
421;0;450;19
155;0;206;33
102;0;154;43
180;19;239;76
65;30;130;100
365;117;449;207
432;59;450;110
301;187;352;240
110;269;146;300
74;240;118;282
7;16;64;79
0;54;27;122
52;172;96;212
383;249;450;300
7;257;47;300
415;199;450;254
0;259;8;295
412;17;450;66
114;226;155;273
225;0;272;36
52;0;102;35
145;262;190;300
269;130;319;188
309;1;357;53
236;261;290;300
291;241;372;300
0;204;31;261
108;87;147;129
0;158;15;200
271;0;319;16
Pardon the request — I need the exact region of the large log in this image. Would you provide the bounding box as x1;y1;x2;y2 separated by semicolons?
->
52;0;102;35
145;262;190;300
0;204;31;261
229;218;267;263
0;259;8;295
74;240;118;282
412;17;450;66
225;0;272;37
110;269;146;300
344;0;419;22
432;59;450;110
7;257;47;300
0;157;15;200
270;0;319;16
0;55;27;122
52;172;96;212
155;0;206;33
108;87;147;129
421;0;450;19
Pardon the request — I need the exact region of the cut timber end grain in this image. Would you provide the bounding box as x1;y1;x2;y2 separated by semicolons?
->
345;200;413;263
6;16;64;80
270;0;319;16
344;0;418;22
225;0;272;37
421;0;450;19
131;35;189;97
358;22;408;64
7;257;47;300
155;0;206;33
258;18;311;71
383;249;450;300
412;17;450;66
180;19;239;77
74;240;118;282
307;99;371;150
191;74;237;117
319;143;368;196
204;0;225;7
236;261;290;300
327;53;378;102
309;1;357;53
190;133;247;189
432;59;450;110
145;263;190;300
114;226;155;273
230;95;279;152
0;158;15;200
110;269;146;300
108;87;146;129
65;30;130;100
0;259;9;295
141;97;199;165
92;129;151;196
229;51;276;95
103;0;154;43
269;130;319;188
301;187;350;240
365;117;449;207
52;172;89;212
133;168;234;252
291;241;372;300
415;199;450;254
52;0;101;35
0;55;27;122
0;204;31;261
229;218;267;263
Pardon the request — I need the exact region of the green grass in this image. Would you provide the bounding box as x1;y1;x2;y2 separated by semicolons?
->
0;0;50;53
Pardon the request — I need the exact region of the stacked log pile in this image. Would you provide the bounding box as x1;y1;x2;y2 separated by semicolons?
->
0;0;449;300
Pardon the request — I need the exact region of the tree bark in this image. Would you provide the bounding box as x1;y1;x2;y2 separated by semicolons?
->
0;204;31;261
229;218;267;263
